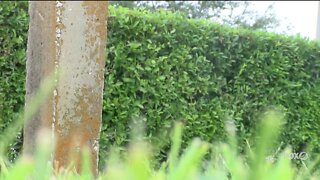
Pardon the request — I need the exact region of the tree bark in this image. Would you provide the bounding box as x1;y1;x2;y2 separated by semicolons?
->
24;1;108;175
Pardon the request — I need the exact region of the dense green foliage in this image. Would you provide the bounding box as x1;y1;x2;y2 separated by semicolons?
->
1;2;320;169
0;2;28;160
102;6;320;165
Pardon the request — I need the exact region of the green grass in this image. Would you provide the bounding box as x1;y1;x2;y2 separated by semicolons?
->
1;107;320;179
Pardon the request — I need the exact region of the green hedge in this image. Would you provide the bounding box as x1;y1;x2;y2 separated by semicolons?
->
1;2;320;167
0;2;28;161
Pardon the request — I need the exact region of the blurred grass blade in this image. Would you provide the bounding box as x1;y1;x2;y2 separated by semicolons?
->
267;148;294;180
4;156;34;180
249;110;285;180
127;142;151;180
221;143;247;180
168;122;183;174
0;71;59;154
168;138;209;180
31;130;53;180
80;147;94;180
0;156;9;177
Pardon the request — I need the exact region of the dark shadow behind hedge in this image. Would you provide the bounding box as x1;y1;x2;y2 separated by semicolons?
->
1;2;320;169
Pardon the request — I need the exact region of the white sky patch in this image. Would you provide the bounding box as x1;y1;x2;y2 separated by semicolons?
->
138;1;319;39
252;1;318;39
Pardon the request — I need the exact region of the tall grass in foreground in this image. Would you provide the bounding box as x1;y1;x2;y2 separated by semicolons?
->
0;73;319;179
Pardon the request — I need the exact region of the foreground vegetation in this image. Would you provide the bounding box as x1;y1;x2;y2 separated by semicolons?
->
1;109;319;179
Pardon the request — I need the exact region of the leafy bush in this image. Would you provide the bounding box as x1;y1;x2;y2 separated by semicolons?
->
102;6;320;167
0;2;28;161
1;3;320;169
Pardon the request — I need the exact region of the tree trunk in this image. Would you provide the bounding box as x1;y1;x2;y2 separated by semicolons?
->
24;1;108;175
